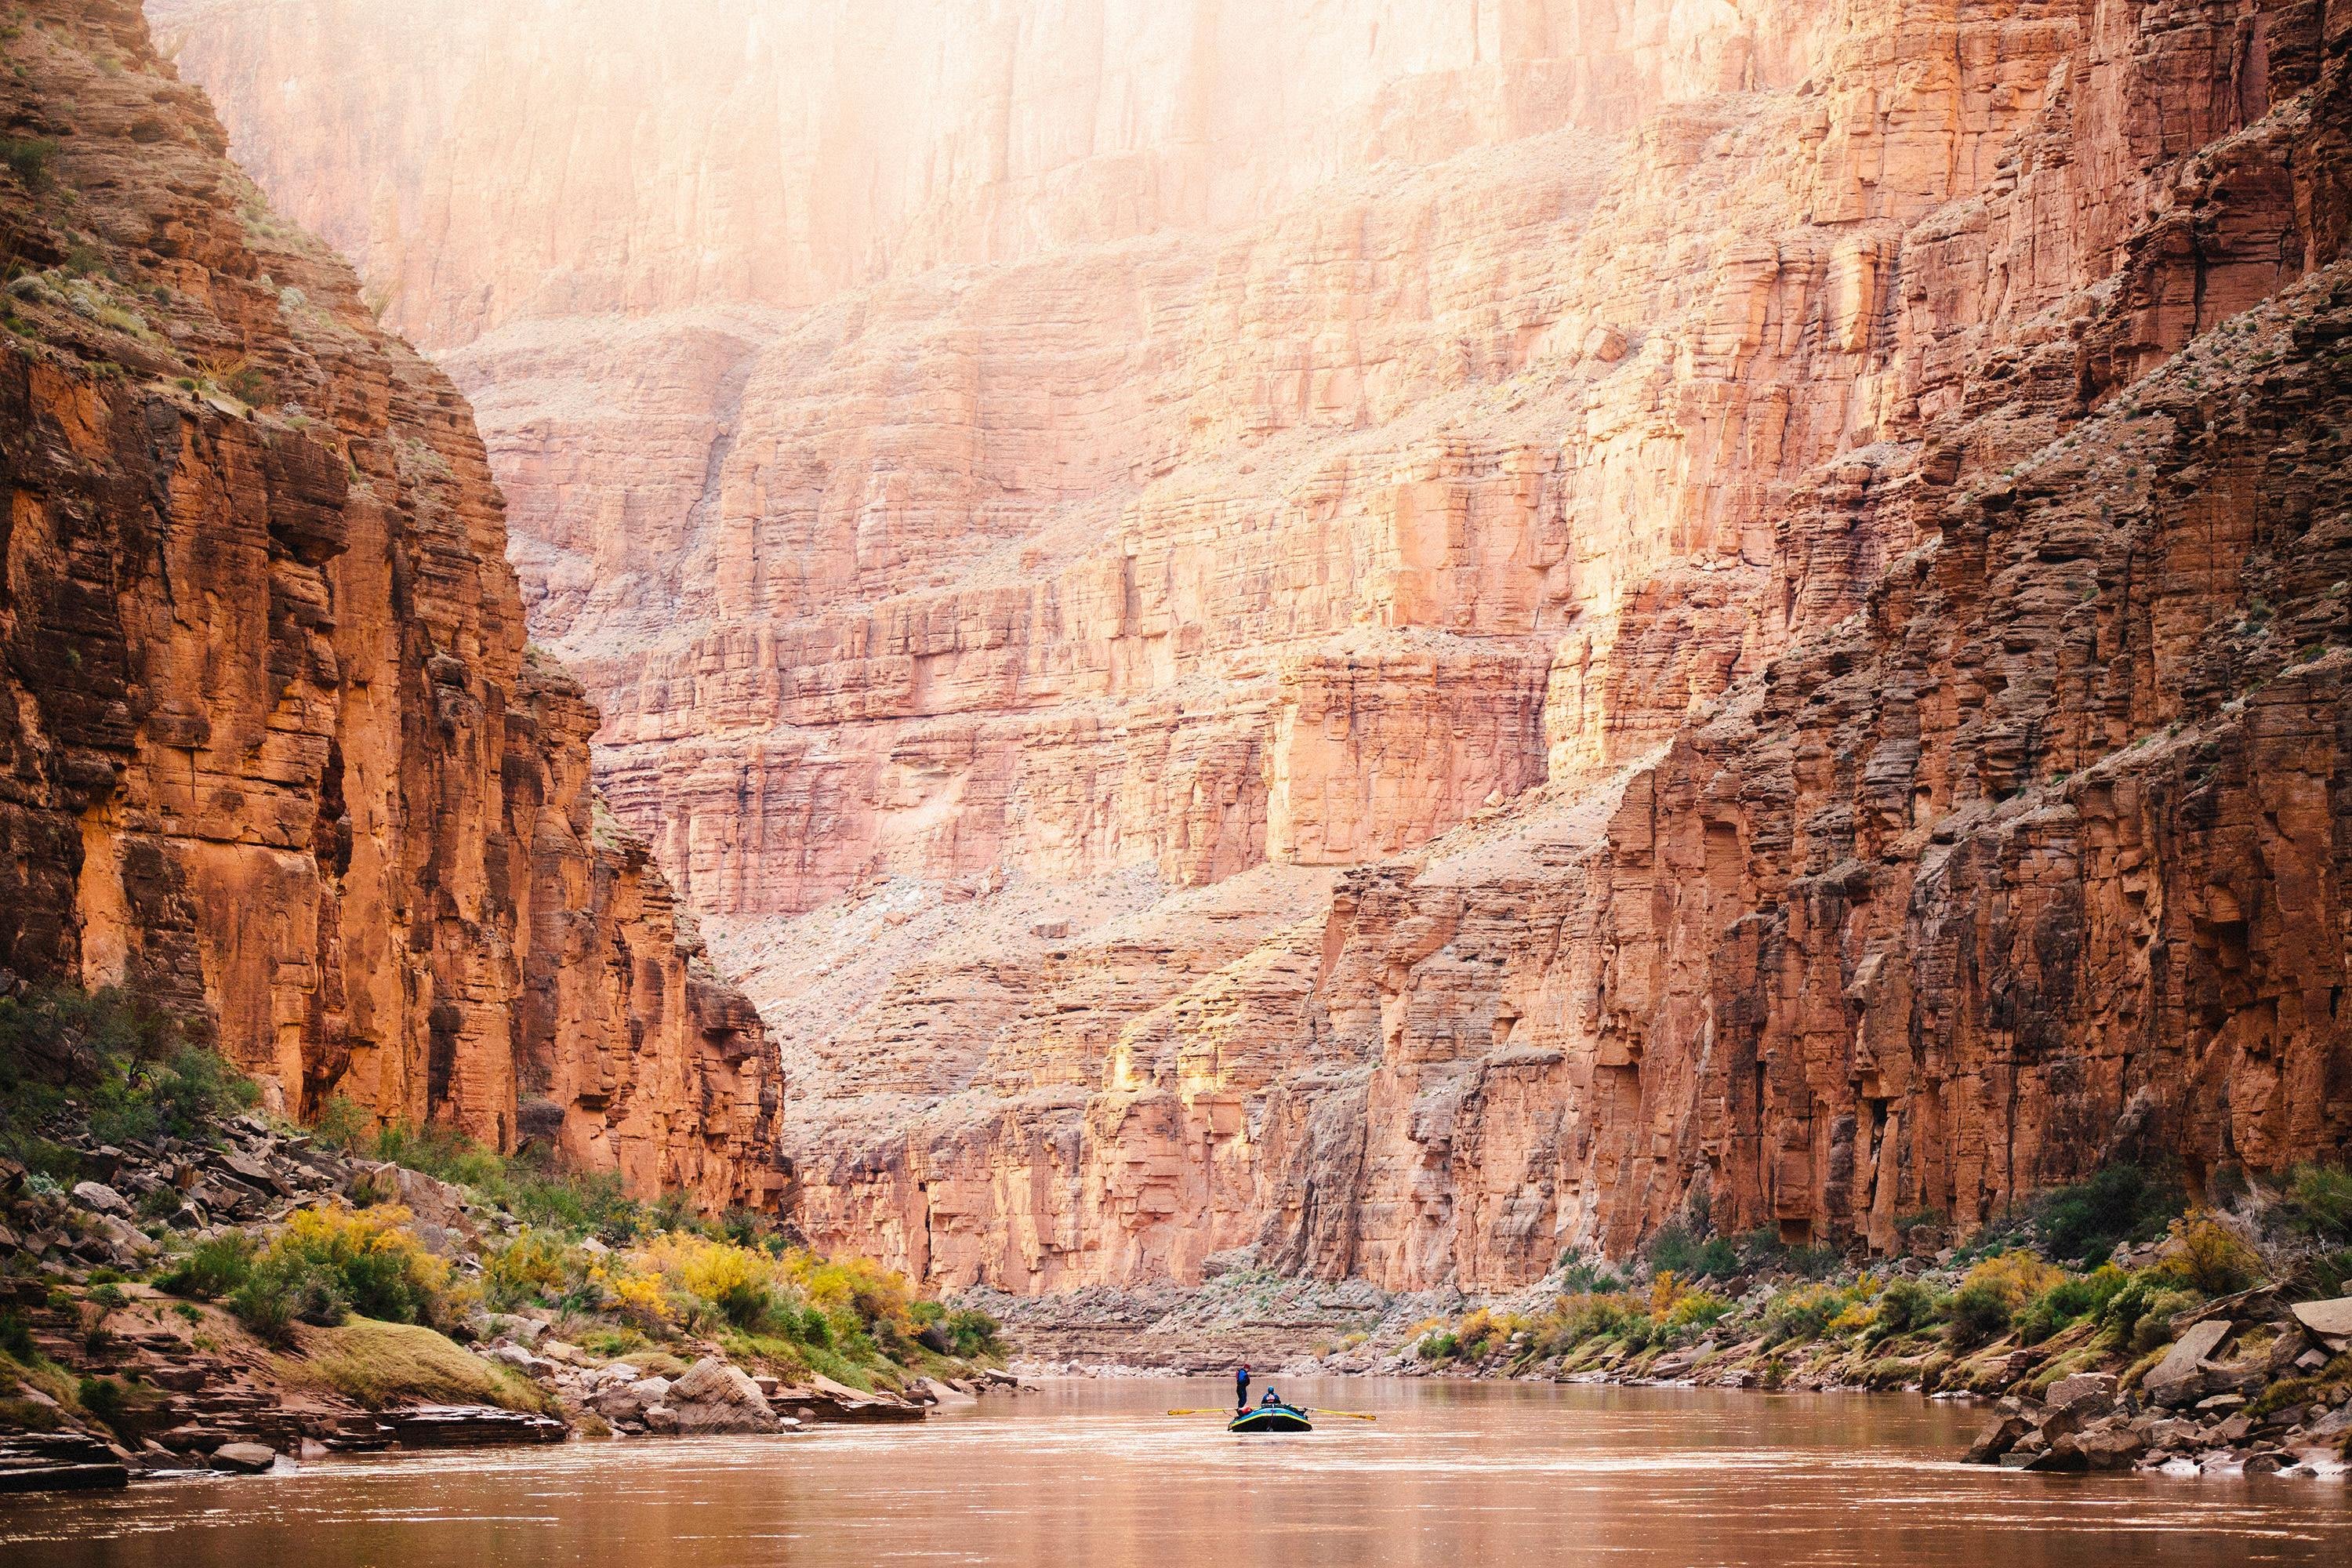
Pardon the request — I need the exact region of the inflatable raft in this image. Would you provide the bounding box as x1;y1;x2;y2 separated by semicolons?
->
1228;1403;1312;1434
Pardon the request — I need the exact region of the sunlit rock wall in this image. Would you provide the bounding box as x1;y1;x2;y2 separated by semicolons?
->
154;0;2352;1288
1;3;783;1213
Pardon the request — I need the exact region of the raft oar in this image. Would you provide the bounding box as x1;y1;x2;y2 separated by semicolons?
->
1162;1407;1377;1421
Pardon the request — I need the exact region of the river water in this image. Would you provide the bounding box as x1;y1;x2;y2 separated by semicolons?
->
5;1377;2350;1566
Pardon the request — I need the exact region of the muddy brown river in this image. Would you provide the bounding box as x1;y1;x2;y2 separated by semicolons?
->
5;1377;2350;1566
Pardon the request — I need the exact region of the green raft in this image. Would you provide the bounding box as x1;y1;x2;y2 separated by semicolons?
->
1228;1403;1312;1434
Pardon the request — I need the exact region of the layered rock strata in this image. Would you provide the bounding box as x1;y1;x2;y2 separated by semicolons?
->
0;3;781;1209
158;0;2352;1290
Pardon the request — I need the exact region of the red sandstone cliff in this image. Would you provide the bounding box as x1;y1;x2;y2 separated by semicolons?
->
156;0;2352;1290
0;2;782;1211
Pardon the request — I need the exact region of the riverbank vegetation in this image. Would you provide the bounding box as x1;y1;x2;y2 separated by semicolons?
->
1403;1163;2352;1470
0;983;1001;1468
1412;1164;2347;1377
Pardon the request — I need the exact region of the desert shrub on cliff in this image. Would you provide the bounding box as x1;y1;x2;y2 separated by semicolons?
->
1869;1277;1940;1338
1762;1283;1852;1347
1556;1257;1626;1294
482;1229;579;1311
2278;1163;2352;1244
2149;1215;2262;1296
2012;1265;2129;1345
909;1300;1004;1358
2026;1164;2185;1265
1646;1224;1737;1281
315;1101;695;1245
0;985;256;1174
229;1205;450;1345
157;1234;258;1301
1940;1253;2064;1348
0;135;59;190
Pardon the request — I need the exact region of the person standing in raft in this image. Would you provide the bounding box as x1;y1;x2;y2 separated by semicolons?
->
1235;1363;1250;1414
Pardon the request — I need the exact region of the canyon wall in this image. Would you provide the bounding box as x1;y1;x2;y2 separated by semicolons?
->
157;0;2352;1290
0;2;782;1210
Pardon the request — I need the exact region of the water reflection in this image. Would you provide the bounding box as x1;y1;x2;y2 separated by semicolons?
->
5;1378;2348;1567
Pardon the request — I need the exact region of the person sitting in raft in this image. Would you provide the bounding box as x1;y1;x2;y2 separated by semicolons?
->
1261;1387;1283;1408
1235;1363;1250;1413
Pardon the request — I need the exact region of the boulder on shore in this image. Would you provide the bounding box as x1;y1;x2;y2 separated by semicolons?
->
668;1357;781;1434
2143;1319;2234;1407
2290;1298;2352;1349
209;1442;278;1474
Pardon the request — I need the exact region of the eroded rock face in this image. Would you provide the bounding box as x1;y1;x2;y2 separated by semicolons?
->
158;0;2352;1288
0;2;781;1212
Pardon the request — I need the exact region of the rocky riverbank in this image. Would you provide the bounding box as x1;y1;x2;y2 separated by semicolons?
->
0;990;1011;1493
979;1172;2352;1480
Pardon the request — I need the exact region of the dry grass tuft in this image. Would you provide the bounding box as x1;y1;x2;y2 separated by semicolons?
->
285;1318;557;1414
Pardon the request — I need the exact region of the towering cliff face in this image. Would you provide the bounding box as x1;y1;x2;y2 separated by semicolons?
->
147;0;1830;350
158;0;2352;1290
0;2;782;1211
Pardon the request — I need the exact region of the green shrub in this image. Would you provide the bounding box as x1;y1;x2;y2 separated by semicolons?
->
1944;1282;2013;1348
1762;1284;1847;1346
0;986;258;1163
1734;1225;1841;1276
1873;1278;1939;1336
2103;1276;2204;1354
230;1260;336;1345
1443;1308;1509;1362
2130;1290;2202;1353
231;1206;449;1344
368;1123;508;1191
1558;1258;1626;1294
1532;1292;1636;1356
481;1230;571;1311
75;1376;125;1428
0;1310;34;1361
1648;1224;1737;1279
2280;1164;2352;1243
1664;1290;1733;1332
0;136;59;189
309;1094;375;1153
2152;1216;2261;1295
2031;1165;2186;1265
325;1115;662;1244
2012;1293;2068;1345
939;1307;1001;1359
712;1279;775;1331
158;1234;256;1301
2013;1265;2129;1345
